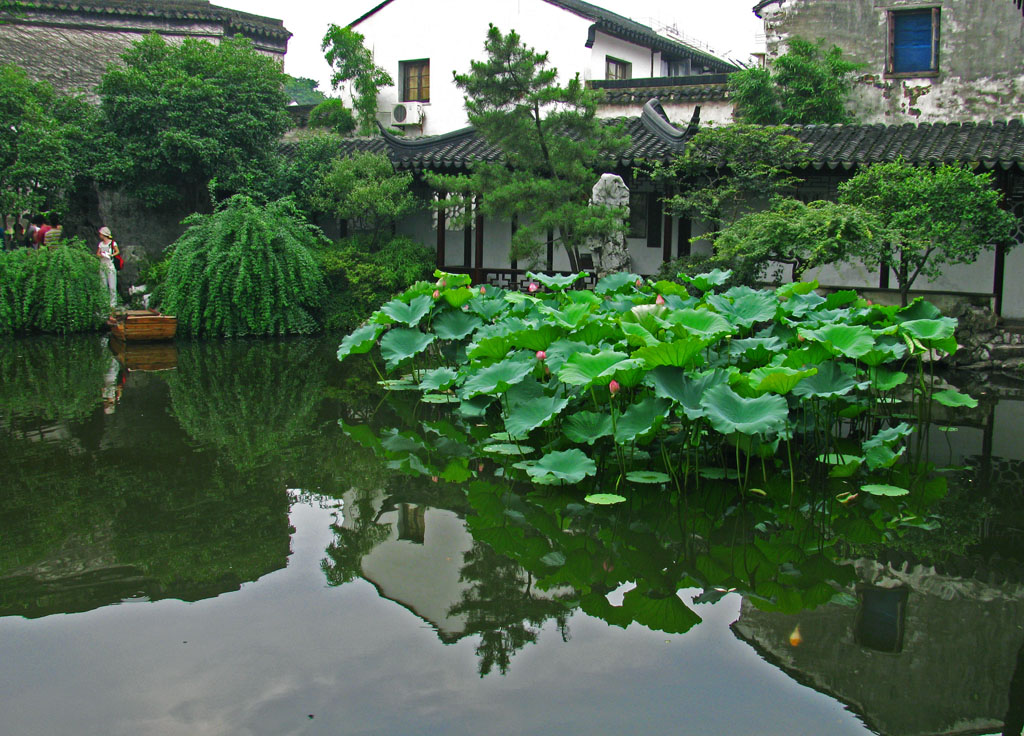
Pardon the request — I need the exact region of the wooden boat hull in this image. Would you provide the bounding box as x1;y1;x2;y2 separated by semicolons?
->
108;310;177;341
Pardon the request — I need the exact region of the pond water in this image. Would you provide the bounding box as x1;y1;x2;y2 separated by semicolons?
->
1;335;1022;736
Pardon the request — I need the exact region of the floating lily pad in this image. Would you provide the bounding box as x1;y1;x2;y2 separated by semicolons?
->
626;471;671;484
584;493;627;505
860;483;910;497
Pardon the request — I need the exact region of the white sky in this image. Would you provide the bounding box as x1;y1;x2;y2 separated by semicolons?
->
214;0;764;93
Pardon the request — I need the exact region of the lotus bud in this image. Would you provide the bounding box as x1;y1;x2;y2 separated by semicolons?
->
635;278;643;288
528;282;539;293
655;294;665;305
430;475;439;483
478;462;485;472
440;279;447;287
480;286;486;295
609;379;621;396
865;299;873;306
432;289;440;299
536;350;546;361
544;364;550;376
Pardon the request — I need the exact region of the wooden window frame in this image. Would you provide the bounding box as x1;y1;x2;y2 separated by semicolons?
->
605;56;632;81
400;59;430;102
886;7;940;78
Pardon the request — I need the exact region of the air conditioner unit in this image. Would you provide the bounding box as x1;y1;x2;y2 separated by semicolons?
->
391;102;424;126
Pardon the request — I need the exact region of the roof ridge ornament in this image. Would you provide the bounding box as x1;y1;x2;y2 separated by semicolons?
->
640;98;691;149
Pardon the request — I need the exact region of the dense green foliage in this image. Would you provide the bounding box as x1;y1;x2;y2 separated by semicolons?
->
0;335;108;420
650;124;809;236
317;235;434;332
308;98;357;136
321;24;392;136
838;161;1017;305
97;34;290;208
427;25;630;265
729;37;861;125
311;152;419;249
284;75;328;105
270;133;347;215
711;197;888;283
160;196;326;336
0;64;79;213
0;239;106;334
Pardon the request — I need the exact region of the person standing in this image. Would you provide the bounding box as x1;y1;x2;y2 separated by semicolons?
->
25;215;43;249
96;226;120;312
43;213;63;248
34;214;51;246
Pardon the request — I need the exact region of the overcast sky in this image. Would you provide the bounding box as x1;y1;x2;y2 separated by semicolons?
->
215;0;764;93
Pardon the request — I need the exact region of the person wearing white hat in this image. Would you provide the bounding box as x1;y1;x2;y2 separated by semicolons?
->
96;226;120;312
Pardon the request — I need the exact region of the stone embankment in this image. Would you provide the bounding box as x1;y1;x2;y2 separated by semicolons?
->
949;305;1024;374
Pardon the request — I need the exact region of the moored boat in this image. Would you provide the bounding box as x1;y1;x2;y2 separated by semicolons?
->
107;310;177;341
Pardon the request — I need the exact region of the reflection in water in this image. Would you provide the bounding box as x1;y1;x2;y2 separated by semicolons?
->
0;335;1023;734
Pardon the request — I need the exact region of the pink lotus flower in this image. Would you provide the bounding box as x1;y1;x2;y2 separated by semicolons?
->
536;350;546;360
655;294;665;305
528;282;539;293
609;379;621;396
635;278;643;288
480;286;486;295
440;279;447;287
432;289;440;299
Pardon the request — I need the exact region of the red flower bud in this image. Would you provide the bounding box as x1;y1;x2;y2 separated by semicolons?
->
432;289;440;299
536;350;546;360
655;294;665;305
480;286;486;295
609;379;621;396
635;278;643;288
528;282;539;293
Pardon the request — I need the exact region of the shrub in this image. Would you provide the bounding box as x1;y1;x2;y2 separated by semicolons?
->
308;98;357;136
160;195;326;337
317;235;434;332
0;238;106;334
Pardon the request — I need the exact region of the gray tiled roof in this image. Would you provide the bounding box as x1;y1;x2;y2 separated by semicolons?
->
3;0;291;39
313;103;1024;173
593;75;731;105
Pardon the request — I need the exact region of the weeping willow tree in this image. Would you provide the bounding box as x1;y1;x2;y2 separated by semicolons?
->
160;196;326;336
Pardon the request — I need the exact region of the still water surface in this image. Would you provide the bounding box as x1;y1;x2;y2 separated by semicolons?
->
0;335;1021;736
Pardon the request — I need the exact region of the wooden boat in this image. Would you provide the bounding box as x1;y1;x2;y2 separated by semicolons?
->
108;336;178;372
107;310;177;341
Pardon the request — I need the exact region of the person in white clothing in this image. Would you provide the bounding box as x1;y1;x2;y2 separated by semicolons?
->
96;226;120;312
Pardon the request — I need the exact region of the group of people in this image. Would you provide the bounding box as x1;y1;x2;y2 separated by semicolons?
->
2;213;64;249
3;214;121;311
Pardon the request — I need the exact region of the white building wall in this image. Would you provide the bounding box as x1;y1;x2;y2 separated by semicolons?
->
589;32;659;80
596;99;735;125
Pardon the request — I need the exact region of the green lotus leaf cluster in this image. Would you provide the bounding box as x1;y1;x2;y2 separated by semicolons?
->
339;268;969;497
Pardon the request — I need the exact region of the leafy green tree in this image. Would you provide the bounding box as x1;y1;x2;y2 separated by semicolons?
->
284;75;327;105
321;25;392;136
712;197;888;283
427;24;630;266
311;151;418;250
729;37;861;125
0;64;75;214
651;124;809;237
838;161;1017;305
159;195;326;336
308;98;356;136
97;34;290;208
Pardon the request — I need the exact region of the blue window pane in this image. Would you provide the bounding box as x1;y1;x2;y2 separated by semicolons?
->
894;10;935;73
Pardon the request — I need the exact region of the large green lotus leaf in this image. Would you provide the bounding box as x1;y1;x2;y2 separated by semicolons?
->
653;280;692;298
461;354;534;397
666;308;734;338
539;301;593;329
565;290;602;307
467;334;512;361
337;323;384;362
679;268;731;292
708;290;778;328
781;291;827;318
340;421;383;452
782;342;834;368
614;396;671;444
863;422;914;449
418;367;458;392
932;389;979;408
381;294;434;327
442;288;475;309
595;271;641;294
611;358;647;389
508;324;564;351
727;337;783;367
514;448;597;484
900;317;957;343
432;311;483;341
648;367;729;420
620;321;660;347
558;350;630;387
790;361;860;398
381;428;428;454
775;280;819;299
433;270;472;287
859;338;907;367
584;493;627;505
634;337;711;369
868;366;908;391
700;384;789;436
824;290;859;309
564;411;614;445
626;471;671;484
482;443;535;456
469;294;508;321
803;324;876;359
576;319;619;346
864;444;902;470
895;298;942;322
504;394;570;439
380;328;436;368
528;271;586;290
505;376;545;408
621;588;701;635
624;303;670;334
458;395;493;417
860;483;910;497
544;339;591;373
747;366;818;395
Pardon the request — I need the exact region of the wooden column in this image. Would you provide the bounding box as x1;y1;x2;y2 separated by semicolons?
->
474;198;484;285
510;215;519;290
678;219;692;258
662;212;674;264
546;229;554;272
435;200;445;269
